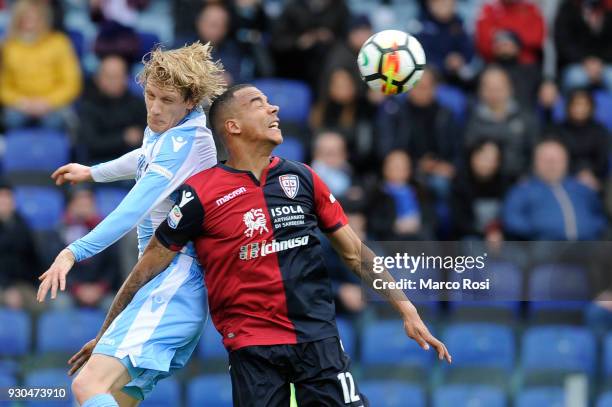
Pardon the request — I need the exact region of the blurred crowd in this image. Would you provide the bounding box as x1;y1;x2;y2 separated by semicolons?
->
0;0;611;321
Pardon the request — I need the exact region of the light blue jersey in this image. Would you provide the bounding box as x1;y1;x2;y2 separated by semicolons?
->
68;109;216;401
68;110;216;261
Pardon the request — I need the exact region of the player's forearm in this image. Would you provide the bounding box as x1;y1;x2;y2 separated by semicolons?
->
96;239;177;340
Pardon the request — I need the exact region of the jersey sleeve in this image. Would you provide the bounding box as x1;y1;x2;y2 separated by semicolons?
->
91;148;141;182
68;125;216;262
306;165;348;233
156;184;205;251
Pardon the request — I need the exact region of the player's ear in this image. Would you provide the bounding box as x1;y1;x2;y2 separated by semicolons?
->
226;119;240;136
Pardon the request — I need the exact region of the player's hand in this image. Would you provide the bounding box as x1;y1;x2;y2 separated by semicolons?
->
67;338;97;376
37;249;76;302
51;163;93;186
403;310;452;363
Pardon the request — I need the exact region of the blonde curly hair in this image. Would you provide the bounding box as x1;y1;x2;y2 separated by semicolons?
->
137;42;226;108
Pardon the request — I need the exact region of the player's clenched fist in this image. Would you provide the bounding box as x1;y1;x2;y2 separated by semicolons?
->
51;163;93;186
37;248;75;302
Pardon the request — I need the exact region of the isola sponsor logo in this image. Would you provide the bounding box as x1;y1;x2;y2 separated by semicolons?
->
239;235;309;260
270;205;304;218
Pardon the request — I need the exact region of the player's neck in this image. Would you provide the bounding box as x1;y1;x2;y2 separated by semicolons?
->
226;152;272;181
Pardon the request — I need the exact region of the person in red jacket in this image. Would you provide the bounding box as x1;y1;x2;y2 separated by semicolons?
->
475;0;546;65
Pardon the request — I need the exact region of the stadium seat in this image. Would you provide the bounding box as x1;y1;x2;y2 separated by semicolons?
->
336;317;356;358
516;387;564;407
187;374;232;407
0;372;16;388
362;320;433;370
442;323;514;372
14;187;65;231
141;377;180;407
37;309;105;354
359;380;425;407
433;384;506;407
138;31;161;60
4;129;69;173
528;264;590;302
436;84;468;124
251;79;312;124
67;29;86;60
198;324;227;361
598;391;612;407
521;326;596;378
604;333;612;379
0;309;31;356
24;368;73;407
272;137;306;162
94;187;130;217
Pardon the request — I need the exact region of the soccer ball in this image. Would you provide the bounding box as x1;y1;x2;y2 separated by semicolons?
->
357;30;426;96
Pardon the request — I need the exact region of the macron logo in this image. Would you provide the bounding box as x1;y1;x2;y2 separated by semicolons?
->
179;190;194;207
172;136;188;152
216;187;247;206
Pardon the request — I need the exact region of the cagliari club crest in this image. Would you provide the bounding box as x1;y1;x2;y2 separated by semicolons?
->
279;174;299;199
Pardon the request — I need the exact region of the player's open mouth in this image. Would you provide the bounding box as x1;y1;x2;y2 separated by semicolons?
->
268;120;280;129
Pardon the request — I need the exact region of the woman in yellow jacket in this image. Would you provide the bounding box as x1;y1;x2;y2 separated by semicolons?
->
0;0;82;130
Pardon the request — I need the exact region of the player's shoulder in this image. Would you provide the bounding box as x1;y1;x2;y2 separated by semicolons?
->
183;165;225;188
165;111;211;139
275;157;315;178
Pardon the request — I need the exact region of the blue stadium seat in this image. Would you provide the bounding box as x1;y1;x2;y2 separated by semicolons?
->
94;187;129;217
598;391;612;407
449;260;523;303
442;323;514;372
553;90;612;132
4;129;69;172
521;326;596;377
273;137;306;162
187;374;232;407
528;264;590;300
516;387;564;407
37;309;105;353
14;187;64;231
436;84;468;124
362;320;433;369
433;385;506;407
336;317;356;358
138;31;161;59
141;377;180;407
0;309;31;356
252;79;312;124
198;324;227;361
24;368;73;406
604;333;612;379
0;372;16;388
359;380;425;407
67;29;86;60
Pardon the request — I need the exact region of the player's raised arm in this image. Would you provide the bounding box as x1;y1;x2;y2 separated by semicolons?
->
327;225;451;364
67;235;177;375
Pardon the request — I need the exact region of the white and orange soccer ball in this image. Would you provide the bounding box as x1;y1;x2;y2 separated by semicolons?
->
357;29;426;96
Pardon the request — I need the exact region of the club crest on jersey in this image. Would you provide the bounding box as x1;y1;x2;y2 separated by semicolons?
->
279;174;299;199
243;208;269;238
167;205;183;229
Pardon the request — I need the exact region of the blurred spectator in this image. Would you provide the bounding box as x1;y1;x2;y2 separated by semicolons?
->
271;0;350;86
90;0;150;63
552;88;609;189
367;150;422;240
60;189;120;308
465;66;538;181
311;131;354;198
0;180;40;311
194;2;243;84
78;55;147;164
415;0;475;86
311;66;376;169
232;0;275;78
0;0;82;130
377;68;459;199
451;140;510;240
503;139;606;240
475;0;546;66
555;0;612;91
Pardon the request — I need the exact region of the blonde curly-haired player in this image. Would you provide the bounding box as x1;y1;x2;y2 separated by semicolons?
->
37;42;225;407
